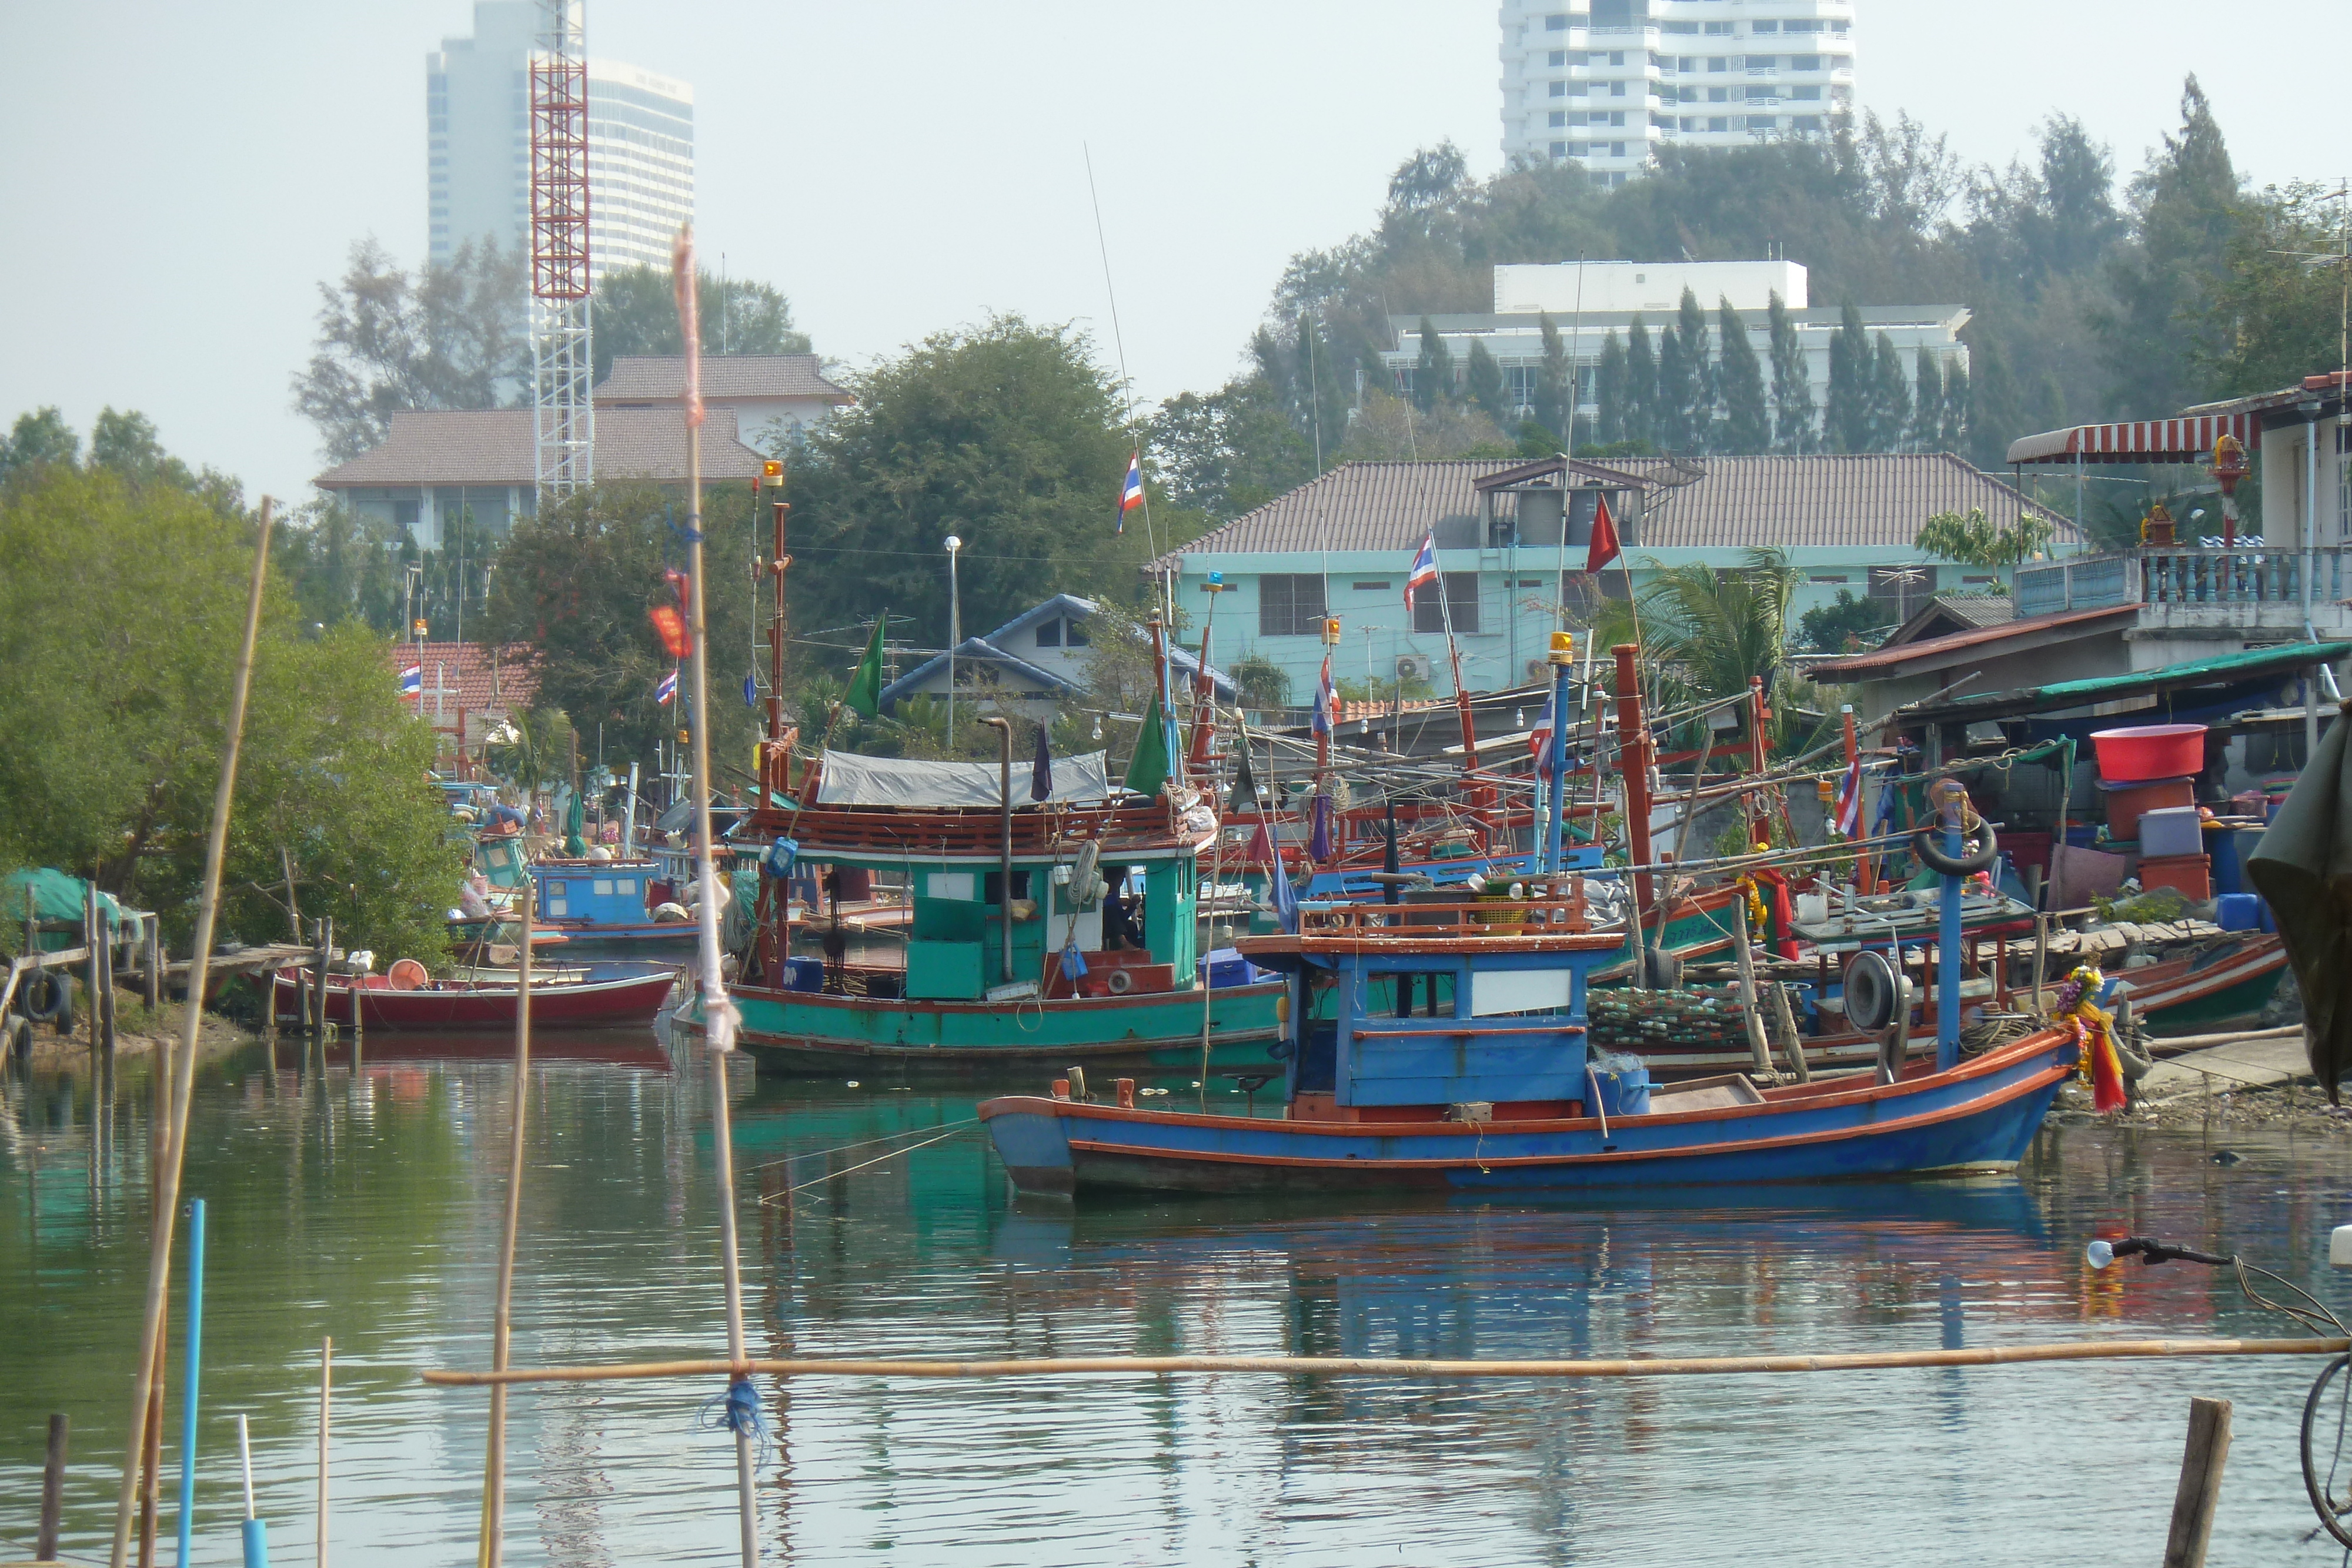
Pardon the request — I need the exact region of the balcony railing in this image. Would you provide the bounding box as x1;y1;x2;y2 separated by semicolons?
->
2014;547;2352;620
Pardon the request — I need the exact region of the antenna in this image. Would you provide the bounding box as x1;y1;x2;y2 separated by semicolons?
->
1083;144;1170;623
530;0;593;499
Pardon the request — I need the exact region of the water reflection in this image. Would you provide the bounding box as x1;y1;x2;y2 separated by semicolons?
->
6;1045;2352;1566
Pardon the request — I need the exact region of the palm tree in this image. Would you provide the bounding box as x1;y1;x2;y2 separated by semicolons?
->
484;706;567;797
1595;549;1806;749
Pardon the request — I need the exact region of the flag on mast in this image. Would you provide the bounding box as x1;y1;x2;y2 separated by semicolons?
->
1529;687;1555;780
843;617;887;717
1311;655;1338;736
656;670;679;705
399;665;422;700
1405;532;1439;613
1834;755;1866;836
1586;492;1622;574
1117;451;1144;533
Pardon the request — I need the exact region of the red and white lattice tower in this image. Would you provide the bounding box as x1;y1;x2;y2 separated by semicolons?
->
529;0;593;496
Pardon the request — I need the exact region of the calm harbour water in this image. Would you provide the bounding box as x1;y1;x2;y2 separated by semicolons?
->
7;1035;2352;1566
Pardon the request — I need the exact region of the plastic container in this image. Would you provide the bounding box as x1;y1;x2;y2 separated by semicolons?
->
2137;852;2212;902
2102;776;2195;840
2139;806;2205;858
2216;893;2263;931
782;956;825;992
1588;1064;1652;1118
2092;723;2207;783
1198;948;1262;988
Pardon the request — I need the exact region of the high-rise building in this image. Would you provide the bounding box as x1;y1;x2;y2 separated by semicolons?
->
427;2;693;280
1498;1;1855;187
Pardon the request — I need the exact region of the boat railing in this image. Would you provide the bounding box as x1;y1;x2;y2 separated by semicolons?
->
1298;885;1597;941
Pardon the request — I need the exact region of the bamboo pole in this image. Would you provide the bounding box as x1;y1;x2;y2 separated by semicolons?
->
318;1338;332;1568
673;225;758;1568
476;881;531;1568
109;496;275;1568
422;1335;2351;1389
1731;899;1772;1074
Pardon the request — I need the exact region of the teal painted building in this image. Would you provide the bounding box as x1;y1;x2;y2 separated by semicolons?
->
1151;453;2077;702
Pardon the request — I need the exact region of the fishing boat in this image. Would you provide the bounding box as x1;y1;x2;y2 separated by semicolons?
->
978;879;2073;1196
269;962;677;1031
677;744;1286;1076
981;639;2075;1196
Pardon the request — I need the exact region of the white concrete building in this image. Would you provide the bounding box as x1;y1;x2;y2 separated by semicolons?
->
1383;262;1965;433
1499;0;1856;186
427;1;693;280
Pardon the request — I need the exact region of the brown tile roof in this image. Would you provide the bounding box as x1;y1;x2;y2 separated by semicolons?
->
388;641;542;716
1160;452;2079;563
1809;604;2134;680
594;354;852;404
313;407;767;489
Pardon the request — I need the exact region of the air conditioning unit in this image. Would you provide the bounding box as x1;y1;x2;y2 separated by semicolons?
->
1395;654;1433;683
1526;660;1551;682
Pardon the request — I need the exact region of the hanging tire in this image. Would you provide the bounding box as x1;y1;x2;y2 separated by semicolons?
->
1845;949;1902;1034
20;969;73;1033
1913;819;1999;877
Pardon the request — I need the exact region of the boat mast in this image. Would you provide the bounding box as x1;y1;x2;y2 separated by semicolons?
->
1612;643;1656;947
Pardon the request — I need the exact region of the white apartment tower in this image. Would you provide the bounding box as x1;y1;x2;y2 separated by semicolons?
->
1499;1;1855;186
427;2;694;281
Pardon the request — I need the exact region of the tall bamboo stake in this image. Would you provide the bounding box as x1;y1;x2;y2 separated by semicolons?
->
317;1337;333;1568
674;224;757;1568
109;496;275;1567
476;878;530;1568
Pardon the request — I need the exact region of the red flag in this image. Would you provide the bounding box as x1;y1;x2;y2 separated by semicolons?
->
650;604;690;658
1586;492;1621;574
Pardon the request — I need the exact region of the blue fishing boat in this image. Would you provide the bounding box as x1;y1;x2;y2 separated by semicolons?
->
981;636;2077;1198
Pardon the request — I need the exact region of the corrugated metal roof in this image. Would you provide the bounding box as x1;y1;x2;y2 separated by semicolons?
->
1810;604;2134;678
594;354;851;404
2005;414;2254;466
1932;593;2019;629
1892;639;2352;725
1162;453;2075;563
314;407;767;488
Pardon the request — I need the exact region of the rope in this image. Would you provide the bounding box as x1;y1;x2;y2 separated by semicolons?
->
697;1378;773;1465
757;1126;978;1202
745;1115;983;1175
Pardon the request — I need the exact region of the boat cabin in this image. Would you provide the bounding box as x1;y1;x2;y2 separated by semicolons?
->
532;860;662;926
1242;889;1630;1123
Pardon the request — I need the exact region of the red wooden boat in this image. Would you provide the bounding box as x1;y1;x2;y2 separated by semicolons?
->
269;966;677;1031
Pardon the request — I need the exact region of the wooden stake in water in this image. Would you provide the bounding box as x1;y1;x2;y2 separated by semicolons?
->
317;1338;332;1568
110;496;274;1568
673;222;759;1568
477;882;532;1568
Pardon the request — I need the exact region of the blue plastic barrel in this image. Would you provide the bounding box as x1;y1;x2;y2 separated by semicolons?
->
2215;893;2261;932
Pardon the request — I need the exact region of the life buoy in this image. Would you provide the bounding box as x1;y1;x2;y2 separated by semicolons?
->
1912;819;1999;877
387;958;430;992
1104;967;1135;995
1845;949;1901;1034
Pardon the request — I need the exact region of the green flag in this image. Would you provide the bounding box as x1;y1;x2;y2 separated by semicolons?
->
844;616;886;717
1124;693;1170;799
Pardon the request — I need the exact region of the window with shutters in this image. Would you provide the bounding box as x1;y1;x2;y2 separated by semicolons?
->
1259;574;1327;637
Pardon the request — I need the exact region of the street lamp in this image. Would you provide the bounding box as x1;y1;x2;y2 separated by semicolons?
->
945;534;963;748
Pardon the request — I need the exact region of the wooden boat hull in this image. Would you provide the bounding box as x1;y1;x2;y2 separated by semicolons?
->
270;967;677;1031
691;981;1287;1076
980;1031;2074;1197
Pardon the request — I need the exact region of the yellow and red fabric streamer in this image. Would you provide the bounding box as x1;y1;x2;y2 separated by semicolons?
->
2055;960;2127;1113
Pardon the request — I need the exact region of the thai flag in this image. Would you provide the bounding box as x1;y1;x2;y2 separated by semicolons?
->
1117;452;1144;533
1529;687;1555;780
656;670;679;706
399;665;422;700
1311;655;1337;736
1834;755;1865;836
1405;532;1439;613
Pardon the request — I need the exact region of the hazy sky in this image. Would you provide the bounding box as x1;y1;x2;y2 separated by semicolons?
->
4;1;2349;508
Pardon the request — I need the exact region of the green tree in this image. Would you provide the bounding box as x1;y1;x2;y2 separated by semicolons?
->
1941;358;1972;450
2186;180;2350;398
291;238;528;462
590;263;811;381
1150;377;1315;523
1765;292;1814;453
1798;589;1896;654
782;315;1168;648
1915;506;2054;567
0;464;453;959
1654;322;1692;452
1623;316;1658;447
1716;297;1768;455
0;407;79;480
1465;338;1511;426
1910;347;1945;450
2093;76;2243;413
1595;329;1628;446
1613;547;1799;712
485;479;766;772
1534;310;1573;444
1228;653;1292;710
1252;317;1351;471
275;500;406;634
1413;317;1455;413
1870;333;1912;450
88;408;246;511
1676;287;1715;450
1963;326;2022;469
1825;301;1870;452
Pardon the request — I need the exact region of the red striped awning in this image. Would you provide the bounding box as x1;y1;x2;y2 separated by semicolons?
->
2006;414;2255;466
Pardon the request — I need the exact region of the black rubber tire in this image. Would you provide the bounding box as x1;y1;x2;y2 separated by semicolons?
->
1845;949;1900;1034
2301;1352;2352;1548
4;1015;29;1068
19;969;71;1029
1913;820;2000;877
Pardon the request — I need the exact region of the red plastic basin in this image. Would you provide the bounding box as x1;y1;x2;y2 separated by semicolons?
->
2092;724;2206;783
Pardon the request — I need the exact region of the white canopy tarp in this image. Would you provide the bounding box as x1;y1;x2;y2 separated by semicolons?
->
814;749;1114;808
